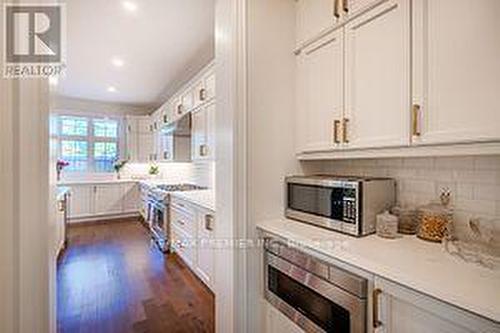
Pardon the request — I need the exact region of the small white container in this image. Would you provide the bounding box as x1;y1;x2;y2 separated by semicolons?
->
376;211;399;239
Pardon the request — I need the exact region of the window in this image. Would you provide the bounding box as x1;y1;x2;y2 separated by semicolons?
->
56;115;121;173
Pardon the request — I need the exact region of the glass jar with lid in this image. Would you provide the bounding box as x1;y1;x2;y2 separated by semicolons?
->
391;205;418;235
376;211;399;239
417;190;453;242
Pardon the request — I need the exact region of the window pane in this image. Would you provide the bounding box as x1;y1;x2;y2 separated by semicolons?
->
60;116;88;136
94;142;118;172
94;119;118;138
61;140;88;172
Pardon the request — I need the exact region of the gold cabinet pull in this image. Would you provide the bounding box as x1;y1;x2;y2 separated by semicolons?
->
199;88;207;101
334;0;341;18
342;118;350;143
412;104;421;136
205;215;214;231
333;120;341;144
373;288;383;329
342;0;349;12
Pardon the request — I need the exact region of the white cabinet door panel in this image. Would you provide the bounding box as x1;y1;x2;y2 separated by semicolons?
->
374;277;500;333
412;0;500;145
344;0;410;149
94;185;123;216
296;29;344;153
196;211;215;289
296;0;339;45
68;185;93;219
122;183;140;213
191;107;208;160
204;70;216;101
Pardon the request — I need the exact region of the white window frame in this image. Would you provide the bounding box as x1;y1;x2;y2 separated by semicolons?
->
55;114;124;173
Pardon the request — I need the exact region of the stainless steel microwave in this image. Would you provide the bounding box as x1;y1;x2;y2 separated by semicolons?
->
285;175;396;236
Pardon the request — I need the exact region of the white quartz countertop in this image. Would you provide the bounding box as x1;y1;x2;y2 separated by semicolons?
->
58;179;140;186
170;190;215;212
257;218;500;323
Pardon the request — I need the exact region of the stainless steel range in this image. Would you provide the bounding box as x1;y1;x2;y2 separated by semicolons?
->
146;183;206;252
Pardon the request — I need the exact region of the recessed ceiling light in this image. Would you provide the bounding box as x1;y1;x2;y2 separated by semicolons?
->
107;86;117;93
122;1;137;12
111;57;125;67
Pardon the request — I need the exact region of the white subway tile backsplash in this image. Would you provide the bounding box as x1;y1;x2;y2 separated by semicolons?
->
435;156;474;170
310;155;500;225
403;157;435;169
457;183;474;200
474;184;500;201
474;155;500;170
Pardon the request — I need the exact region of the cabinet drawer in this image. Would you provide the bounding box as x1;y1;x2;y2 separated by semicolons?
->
170;204;196;235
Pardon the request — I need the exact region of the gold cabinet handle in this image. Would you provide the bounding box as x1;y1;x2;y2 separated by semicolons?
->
199;88;207;101
412;104;421;136
177;104;183;114
205;215;214;231
342;0;349;12
333;120;341;144
373;288;382;329
334;0;341;18
342;118;350;143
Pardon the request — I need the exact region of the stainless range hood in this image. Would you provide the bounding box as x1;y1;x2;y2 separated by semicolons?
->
160;113;192;162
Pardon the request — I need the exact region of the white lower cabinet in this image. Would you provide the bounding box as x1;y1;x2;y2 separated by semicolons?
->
68;182;140;221
373;277;500;333
122;183;141;213
94;184;123;216
170;197;215;291
68;185;93;219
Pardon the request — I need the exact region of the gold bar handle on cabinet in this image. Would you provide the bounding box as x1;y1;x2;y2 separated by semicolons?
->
199;88;207;101
342;118;349;143
373;288;382;329
334;0;341;18
342;0;349;12
333;120;341;144
412;104;421;136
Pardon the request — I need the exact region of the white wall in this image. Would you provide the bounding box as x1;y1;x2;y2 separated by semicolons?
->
245;0;301;332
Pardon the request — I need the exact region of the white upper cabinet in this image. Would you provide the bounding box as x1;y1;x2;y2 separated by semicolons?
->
412;0;500;145
204;70;216;101
296;29;344;153
344;0;387;19
296;0;340;45
344;0;411;149
192;101;216;161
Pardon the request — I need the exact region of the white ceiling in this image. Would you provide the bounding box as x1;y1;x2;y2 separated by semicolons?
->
56;0;214;107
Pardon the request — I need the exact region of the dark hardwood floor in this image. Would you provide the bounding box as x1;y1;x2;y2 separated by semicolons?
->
57;220;214;333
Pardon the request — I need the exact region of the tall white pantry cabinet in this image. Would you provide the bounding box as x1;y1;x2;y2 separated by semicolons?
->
295;0;500;156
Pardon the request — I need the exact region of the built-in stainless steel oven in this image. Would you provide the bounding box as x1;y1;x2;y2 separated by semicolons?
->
286;175;395;236
264;237;367;333
148;197;169;252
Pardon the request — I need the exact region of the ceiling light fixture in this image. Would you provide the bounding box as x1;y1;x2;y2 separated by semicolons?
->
122;1;138;12
111;57;125;67
107;86;117;93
